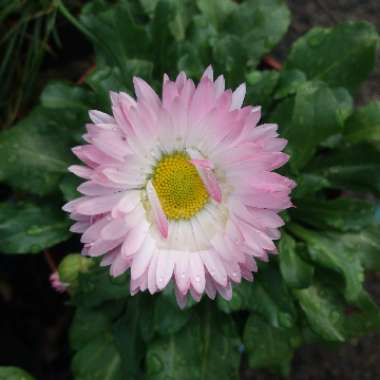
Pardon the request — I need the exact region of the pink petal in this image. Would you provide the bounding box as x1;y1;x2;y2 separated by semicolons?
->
81;216;109;244
215;281;232;301
101;218;129;240
205;277;217;299
200;251;227;287
89;110;115;124
69;221;89;233
156;250;175;290
76;193;125;215
146;180;169;239
231;83;246;110
131;238;155;280
189;159;214;169
87;237;123;257
200;168;222;203
201;65;214;81
214;75;225;97
110;253;132;277
148;253;159;294
189;252;206;294
68;165;93;179
133;77;160;110
175;287;188;309
174;251;190;293
121;224;149;258
77;181;113;196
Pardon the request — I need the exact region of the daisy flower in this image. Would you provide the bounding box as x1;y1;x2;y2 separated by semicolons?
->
63;66;295;308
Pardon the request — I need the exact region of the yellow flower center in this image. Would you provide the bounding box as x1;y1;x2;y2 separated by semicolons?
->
152;152;209;220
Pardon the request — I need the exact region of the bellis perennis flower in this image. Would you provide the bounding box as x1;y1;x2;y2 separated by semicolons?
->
63;66;295;308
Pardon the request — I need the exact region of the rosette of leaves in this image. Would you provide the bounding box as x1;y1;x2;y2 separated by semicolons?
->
0;0;379;378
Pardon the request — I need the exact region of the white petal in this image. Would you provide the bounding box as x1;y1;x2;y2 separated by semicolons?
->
189;252;206;294
231;83;246;110
146;180;169;239
156;250;175;290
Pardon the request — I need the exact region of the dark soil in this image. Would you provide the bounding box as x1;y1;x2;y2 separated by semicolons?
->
1;1;379;380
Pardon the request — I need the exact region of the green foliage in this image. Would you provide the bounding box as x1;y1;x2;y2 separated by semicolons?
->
0;0;60;128
1;1;380;378
244;314;301;376
279;233;314;289
344;101;380;144
294;282;345;342
146;305;241;380
0;201;70;254
0;367;36;380
271;80;353;170
285;21;379;93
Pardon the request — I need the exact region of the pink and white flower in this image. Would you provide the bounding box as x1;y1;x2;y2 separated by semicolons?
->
63;66;295;308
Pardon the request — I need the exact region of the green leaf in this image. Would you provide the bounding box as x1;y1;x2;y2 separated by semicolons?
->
73;266;130;308
71;306;124;380
70;306;116;351
218;265;297;329
291;173;330;199
168;0;197;42
0;367;36;380
285;21;379;92
146;306;240;380
196;0;237;29
212;34;247;85
113;296;152;378
294;283;345;342
0;201;71;254
274;69;307;99
72;334;122;380
279;232;314;289
291;198;376;232
290;224;364;302
40;81;93;111
223;0;290;68
154;293;192;336
345;101;380;144
275;81;353;170
86;62;154;110
60;174;81;201
244;314;301;377
307;143;380;196
0;107;75;195
80;1;150;71
245;70;279;112
344;290;380;338
340;225;380;272
150;0;176;74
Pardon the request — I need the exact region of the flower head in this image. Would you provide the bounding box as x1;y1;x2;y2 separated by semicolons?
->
63;66;295;308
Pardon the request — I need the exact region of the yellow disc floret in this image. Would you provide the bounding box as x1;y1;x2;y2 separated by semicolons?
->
152;152;209;220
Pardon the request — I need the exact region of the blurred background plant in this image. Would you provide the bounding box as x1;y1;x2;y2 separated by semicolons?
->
0;0;92;129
